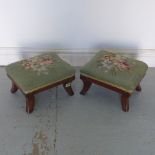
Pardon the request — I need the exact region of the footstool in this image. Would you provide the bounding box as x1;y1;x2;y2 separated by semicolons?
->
80;51;148;112
5;53;75;113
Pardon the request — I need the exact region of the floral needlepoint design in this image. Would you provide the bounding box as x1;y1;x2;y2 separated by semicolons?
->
21;54;55;75
98;52;135;74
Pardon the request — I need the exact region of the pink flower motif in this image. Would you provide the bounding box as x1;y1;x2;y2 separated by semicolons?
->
23;63;32;69
25;66;31;69
43;59;53;65
21;55;55;75
117;61;129;70
98;53;131;72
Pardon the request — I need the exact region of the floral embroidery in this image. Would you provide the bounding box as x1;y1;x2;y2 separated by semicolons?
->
98;52;135;74
21;54;55;75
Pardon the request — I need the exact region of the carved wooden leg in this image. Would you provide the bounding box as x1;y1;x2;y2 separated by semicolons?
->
80;76;92;95
121;94;130;112
26;95;35;113
10;81;18;93
136;84;141;91
63;82;74;96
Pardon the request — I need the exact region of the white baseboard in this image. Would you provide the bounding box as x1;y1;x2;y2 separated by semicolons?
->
0;47;155;67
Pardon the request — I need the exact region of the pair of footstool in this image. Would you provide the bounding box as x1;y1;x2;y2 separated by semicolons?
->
5;51;148;113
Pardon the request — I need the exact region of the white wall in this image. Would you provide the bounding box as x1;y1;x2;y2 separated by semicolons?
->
0;0;155;49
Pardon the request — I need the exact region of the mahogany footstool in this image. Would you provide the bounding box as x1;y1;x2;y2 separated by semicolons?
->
80;51;148;112
5;53;75;113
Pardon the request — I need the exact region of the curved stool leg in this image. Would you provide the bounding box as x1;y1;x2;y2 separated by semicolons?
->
10;81;18;93
136;84;141;91
26;95;35;113
80;76;92;95
63;82;74;96
121;94;130;112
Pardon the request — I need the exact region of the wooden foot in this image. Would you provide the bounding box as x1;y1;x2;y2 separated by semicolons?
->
26;95;35;113
136;84;141;91
63;83;74;96
10;82;18;93
80;75;92;95
121;94;129;112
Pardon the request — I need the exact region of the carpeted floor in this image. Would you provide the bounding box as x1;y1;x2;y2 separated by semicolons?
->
0;67;154;155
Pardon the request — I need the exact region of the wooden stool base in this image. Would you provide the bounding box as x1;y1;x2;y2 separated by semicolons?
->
9;76;75;113
80;74;142;112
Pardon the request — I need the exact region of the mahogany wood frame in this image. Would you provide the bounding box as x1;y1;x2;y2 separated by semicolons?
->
80;74;141;112
8;74;75;113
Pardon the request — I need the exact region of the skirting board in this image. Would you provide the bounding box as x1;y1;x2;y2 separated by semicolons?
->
0;47;155;67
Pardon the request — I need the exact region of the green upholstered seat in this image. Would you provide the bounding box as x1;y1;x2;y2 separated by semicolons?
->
6;53;75;94
80;51;148;93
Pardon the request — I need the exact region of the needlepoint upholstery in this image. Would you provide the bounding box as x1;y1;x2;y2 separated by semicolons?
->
80;51;148;93
6;53;75;94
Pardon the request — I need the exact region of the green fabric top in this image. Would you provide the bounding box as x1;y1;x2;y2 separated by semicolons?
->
6;53;75;94
80;51;148;93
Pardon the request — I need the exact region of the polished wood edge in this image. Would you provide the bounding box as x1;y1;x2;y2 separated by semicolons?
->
80;74;131;96
27;76;75;95
7;74;75;95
